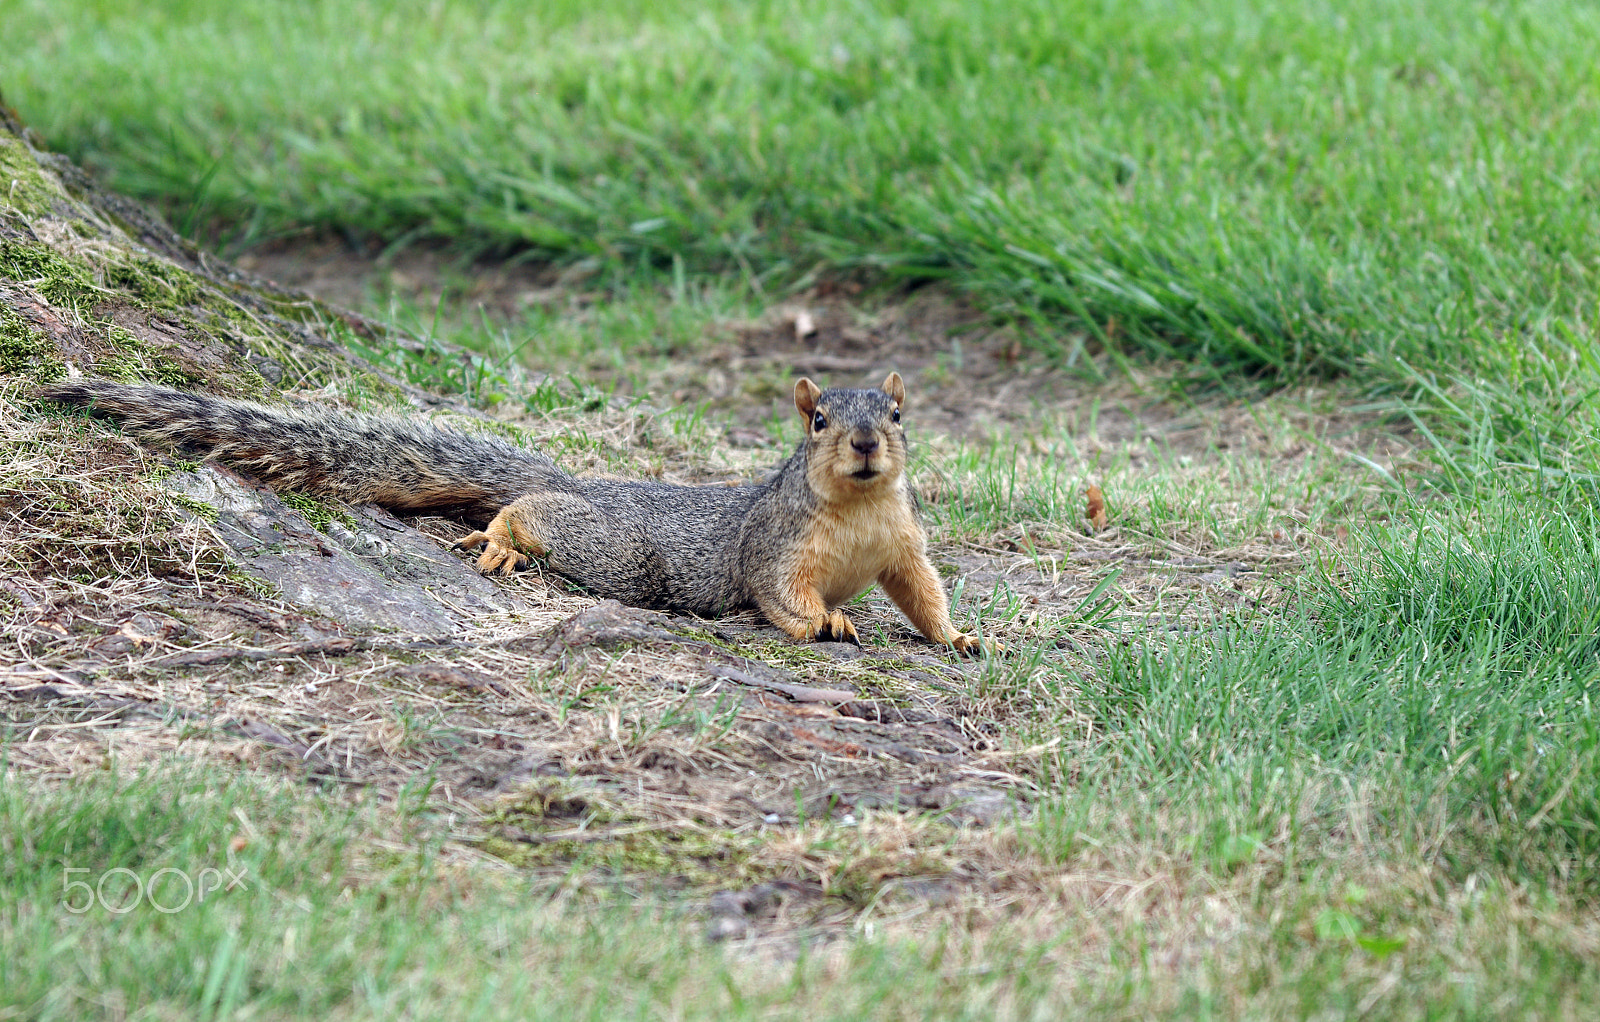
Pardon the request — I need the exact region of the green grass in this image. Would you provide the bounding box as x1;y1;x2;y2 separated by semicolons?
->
4;751;1596;1021
1067;489;1600;882
11;0;1600;382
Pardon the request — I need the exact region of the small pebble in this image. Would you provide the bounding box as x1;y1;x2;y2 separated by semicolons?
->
705;915;750;942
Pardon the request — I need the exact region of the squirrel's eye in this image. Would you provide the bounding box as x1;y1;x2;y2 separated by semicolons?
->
892;407;901;424
812;411;827;431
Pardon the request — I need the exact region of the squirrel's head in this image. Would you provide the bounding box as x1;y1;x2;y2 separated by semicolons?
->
794;371;908;500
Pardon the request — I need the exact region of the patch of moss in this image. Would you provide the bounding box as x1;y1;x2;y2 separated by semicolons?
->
168;493;221;522
91;347;206;390
104;257;203;310
496;781;613;822
539;432;604;460
103;324;140;351
88;319;216;392
730;636;840;671
0;134;412;402
0;240;95;307
700;635;920;702
0;137;62;220
222;569;281;601
144;461;218;523
2;471;236;589
334;371;413;411
455;416;537;448
256;291;331;330
279;491;357;533
666;624;723;645
849;664;917;699
148;358;208;390
0;303;62;379
95;323;150;380
477;827;762;886
0;233;376;402
92;350;146;383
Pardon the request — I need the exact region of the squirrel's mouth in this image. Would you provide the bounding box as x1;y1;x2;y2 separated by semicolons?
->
851;468;879;481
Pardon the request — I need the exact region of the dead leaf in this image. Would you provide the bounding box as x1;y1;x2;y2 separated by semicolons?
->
793;310;818;340
750;693;840;718
789;726;865;756
117;622;156;647
1085;484;1109;532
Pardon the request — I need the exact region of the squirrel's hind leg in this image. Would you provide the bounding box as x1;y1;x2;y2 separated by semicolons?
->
452;493;575;576
456;492;663;600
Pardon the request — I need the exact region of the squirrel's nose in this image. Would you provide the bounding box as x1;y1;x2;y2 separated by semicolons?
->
851;433;879;457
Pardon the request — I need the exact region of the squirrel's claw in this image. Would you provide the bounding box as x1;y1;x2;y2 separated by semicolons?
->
479;545;529;575
449;531;488;553
950;632;999;657
810;609;861;646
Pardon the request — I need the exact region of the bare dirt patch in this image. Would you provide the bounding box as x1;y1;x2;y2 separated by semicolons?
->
231;236;561;322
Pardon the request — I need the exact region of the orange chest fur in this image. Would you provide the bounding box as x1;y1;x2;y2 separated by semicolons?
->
790;492;925;608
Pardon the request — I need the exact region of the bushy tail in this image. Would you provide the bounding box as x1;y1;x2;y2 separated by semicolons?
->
38;380;568;522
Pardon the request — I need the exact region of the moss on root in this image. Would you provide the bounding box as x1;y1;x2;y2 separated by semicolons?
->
0;239;96;307
279;491;358;534
477;821;763;886
472;780;755;882
103;257;204;310
0;116;428;405
0;303;61;378
0;136;65;221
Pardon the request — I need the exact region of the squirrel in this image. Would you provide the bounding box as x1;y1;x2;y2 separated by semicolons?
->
40;373;991;653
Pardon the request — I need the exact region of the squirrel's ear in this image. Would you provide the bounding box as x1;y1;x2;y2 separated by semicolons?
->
880;371;905;410
794;378;822;420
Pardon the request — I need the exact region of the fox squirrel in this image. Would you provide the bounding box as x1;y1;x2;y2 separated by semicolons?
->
41;373;989;653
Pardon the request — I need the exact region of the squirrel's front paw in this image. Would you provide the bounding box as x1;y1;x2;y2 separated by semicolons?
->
950;632;1000;656
808;610;861;646
452;530;529;576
